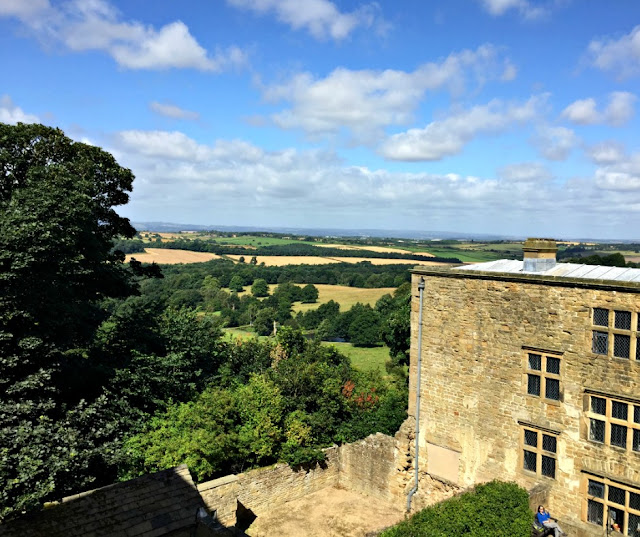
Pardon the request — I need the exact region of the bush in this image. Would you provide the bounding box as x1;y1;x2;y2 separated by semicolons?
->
380;481;531;537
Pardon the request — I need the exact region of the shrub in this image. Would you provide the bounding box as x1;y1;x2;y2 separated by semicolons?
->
381;481;531;537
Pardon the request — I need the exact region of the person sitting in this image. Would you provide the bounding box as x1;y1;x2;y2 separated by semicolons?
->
536;505;566;537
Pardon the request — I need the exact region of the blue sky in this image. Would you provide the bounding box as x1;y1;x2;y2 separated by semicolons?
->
1;0;640;239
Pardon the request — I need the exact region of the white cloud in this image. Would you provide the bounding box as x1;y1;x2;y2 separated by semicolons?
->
0;0;51;18
586;141;626;165
0;95;39;124
605;91;636;126
595;152;640;192
379;96;545;161
226;0;383;40
498;162;553;183
110;129;640;238
262;45;513;141
561;98;599;124
561;92;636;126
587;25;640;79
479;0;547;19
533;125;578;161
150;102;200;121
0;0;246;72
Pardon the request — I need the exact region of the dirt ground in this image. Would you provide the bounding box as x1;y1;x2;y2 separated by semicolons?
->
244;486;406;537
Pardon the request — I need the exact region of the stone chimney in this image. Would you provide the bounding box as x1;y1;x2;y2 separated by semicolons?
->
523;238;557;272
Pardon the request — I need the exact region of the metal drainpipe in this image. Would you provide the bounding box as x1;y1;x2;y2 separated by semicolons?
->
407;276;425;512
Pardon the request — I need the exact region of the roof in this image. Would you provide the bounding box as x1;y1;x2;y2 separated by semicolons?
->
0;465;206;537
455;260;640;283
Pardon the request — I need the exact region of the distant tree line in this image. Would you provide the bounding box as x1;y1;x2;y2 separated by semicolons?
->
116;237;462;263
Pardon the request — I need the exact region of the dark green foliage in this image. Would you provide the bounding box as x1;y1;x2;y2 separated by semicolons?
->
0;123;137;520
301;283;319;303
566;252;627;267
379;283;411;365
251;278;269;297
380;481;531;537
229;274;244;292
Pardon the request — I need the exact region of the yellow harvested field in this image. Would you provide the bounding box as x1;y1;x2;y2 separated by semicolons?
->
125;248;221;264
316;243;419;254
329;257;444;265
265;284;397;312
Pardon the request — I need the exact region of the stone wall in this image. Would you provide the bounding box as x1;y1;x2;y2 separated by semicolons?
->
199;433;419;528
198;446;341;526
406;267;640;536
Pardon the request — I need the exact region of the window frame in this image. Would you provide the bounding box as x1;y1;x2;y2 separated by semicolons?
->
585;392;640;454
591;308;639;361
582;474;640;535
520;424;559;480
523;348;563;403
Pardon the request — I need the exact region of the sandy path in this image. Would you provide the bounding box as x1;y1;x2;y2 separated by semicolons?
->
245;486;405;537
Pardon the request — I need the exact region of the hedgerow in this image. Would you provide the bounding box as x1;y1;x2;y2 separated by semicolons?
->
380;481;531;537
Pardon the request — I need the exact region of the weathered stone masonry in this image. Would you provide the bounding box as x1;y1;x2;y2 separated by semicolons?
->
406;248;640;536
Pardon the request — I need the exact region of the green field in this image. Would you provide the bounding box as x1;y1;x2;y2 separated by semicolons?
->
212;236;314;247
321;341;390;374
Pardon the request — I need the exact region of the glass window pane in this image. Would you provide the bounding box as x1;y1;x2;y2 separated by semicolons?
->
593;331;608;354
523;450;536;472
629;514;640;537
630;491;640;511
611;424;628;448
633;429;640;453
541;455;555;478
524;429;538;447
591;396;606;415
546;356;560;374
635;405;640;424
545;378;560;400
590;419;605;442
615;310;632;329
528;374;541;396
542;434;557;453
587;499;604;525
588;480;605;498
528;353;542;370
594;308;609;327
612;401;629;420
609;485;626;505
614;334;631;358
637;337;640;361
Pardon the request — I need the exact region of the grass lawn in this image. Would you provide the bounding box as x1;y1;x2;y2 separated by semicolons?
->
322;342;390;374
223;326;268;342
213;236;315;247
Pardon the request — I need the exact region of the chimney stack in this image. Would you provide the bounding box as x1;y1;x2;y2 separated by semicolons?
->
523;238;557;272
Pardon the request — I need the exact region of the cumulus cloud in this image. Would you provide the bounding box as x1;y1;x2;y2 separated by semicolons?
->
0;0;51;18
110;128;640;237
479;0;549;19
226;0;383;40
587;25;640;79
262;45;514;141
595;152;640;192
379;96;545;161
498;162;553;183
0;0;246;71
533;125;578;161
586;141;626;165
150;102;200;121
561;92;636;126
0;95;39;124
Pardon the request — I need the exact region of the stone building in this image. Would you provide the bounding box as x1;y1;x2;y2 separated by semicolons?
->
408;238;640;536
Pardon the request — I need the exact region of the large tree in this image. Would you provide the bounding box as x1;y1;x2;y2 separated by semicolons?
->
0;123;137;519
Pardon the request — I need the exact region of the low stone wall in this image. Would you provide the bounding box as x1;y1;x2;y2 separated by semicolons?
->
198;446;340;526
338;433;396;502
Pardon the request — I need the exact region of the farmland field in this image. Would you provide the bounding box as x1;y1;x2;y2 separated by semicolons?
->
125;248;221;264
227;254;446;266
322;342;391;374
272;284;396;312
